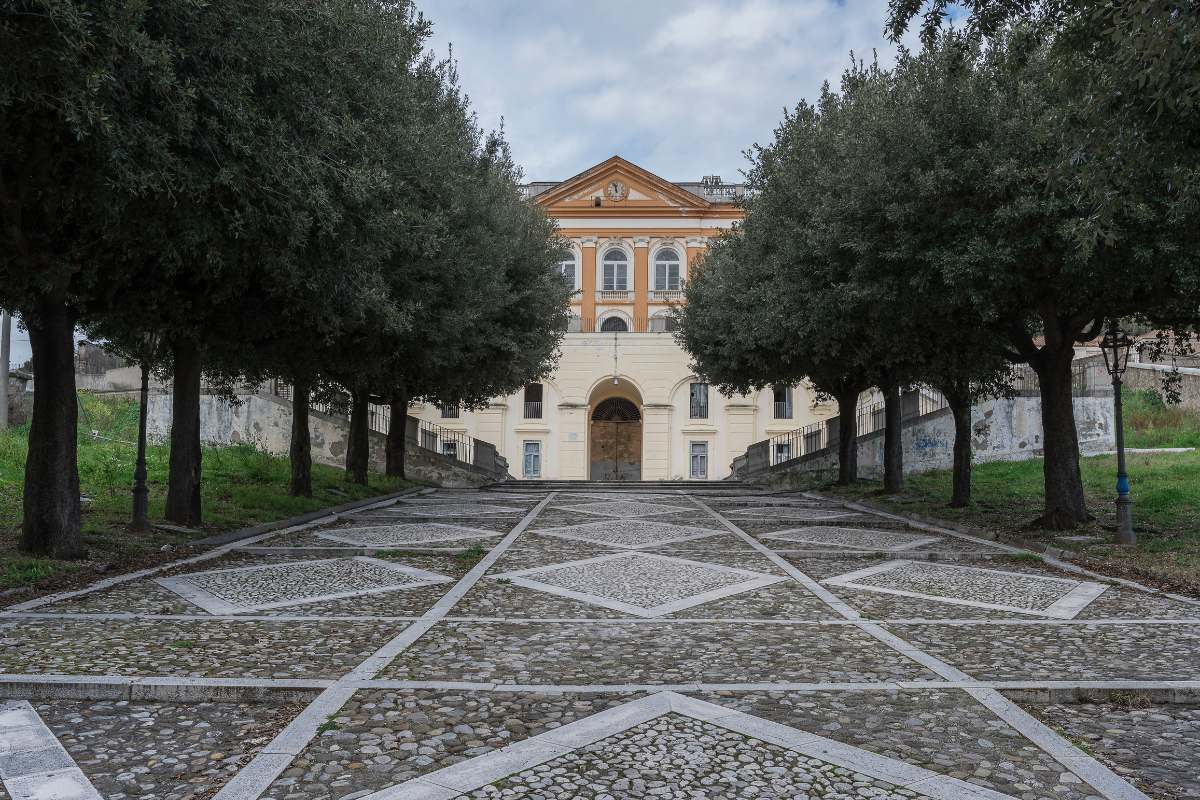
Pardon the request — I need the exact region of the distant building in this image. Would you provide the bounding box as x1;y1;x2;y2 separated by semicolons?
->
408;157;833;480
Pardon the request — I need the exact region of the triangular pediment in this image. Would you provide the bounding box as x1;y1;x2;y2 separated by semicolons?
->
535;156;713;215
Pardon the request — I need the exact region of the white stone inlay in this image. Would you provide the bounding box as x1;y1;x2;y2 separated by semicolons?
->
552;500;694;518
488;552;785;617
824;560;1110;619
357;692;1017;800
155;557;453;614
318;523;503;547
760;526;942;552
724;507;858;521
534;519;724;549
0;700;103;800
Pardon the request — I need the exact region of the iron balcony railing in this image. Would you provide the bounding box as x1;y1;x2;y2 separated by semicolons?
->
439;404;460;419
416;418;473;465
689;400;709;419
773;401;793;419
523;401;543;419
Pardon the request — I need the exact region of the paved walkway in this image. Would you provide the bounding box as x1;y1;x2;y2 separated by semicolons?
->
2;487;1198;799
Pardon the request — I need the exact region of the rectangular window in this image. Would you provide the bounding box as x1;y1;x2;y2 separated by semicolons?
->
689;442;708;479
603;263;628;291
774;442;792;464
655;263;680;291
524;384;543;419
772;386;793;419
441;441;458;460
523;441;541;478
689;382;709;419
560;263;575;289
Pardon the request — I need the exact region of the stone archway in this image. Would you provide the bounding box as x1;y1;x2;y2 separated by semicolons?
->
589;397;642;480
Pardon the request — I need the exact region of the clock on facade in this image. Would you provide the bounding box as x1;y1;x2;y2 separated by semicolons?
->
604;180;629;202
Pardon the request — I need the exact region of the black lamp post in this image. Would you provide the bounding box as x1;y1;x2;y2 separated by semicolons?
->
1099;325;1135;545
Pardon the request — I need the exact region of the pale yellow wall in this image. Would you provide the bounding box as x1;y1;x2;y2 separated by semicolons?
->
409;332;833;480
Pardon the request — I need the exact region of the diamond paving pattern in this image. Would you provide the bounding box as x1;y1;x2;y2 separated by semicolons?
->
760;526;941;551
553;500;694;518
825;560;1109;619
534;519;724;549
723;507;858;521
317;523;504;547
155;557;453;614
367;502;525;517
488;552;785;617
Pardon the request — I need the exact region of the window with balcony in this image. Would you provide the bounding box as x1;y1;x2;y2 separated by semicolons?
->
654;248;681;291
440;403;460;419
523;383;543;419
772;386;792;419
689;441;708;479
689;382;709;419
523;441;541;478
602;248;629;291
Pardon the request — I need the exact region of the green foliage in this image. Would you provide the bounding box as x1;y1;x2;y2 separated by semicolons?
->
1123;389;1200;449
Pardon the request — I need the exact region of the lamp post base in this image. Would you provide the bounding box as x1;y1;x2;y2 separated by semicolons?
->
1115;494;1135;546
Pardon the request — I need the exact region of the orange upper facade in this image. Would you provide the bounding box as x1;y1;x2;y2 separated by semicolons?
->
523;156;746;332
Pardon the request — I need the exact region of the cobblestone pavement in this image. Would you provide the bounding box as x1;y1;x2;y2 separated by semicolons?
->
2;486;1198;800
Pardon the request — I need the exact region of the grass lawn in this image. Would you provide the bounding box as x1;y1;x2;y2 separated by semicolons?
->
815;389;1200;596
0;393;413;594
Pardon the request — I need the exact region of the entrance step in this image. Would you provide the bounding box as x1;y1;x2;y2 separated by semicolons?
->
492;479;761;493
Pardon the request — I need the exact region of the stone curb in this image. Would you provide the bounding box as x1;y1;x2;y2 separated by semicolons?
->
1002;686;1200;705
0;676;330;704
191;485;432;547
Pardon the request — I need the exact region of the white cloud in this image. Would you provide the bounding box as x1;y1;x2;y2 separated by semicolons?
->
423;0;919;182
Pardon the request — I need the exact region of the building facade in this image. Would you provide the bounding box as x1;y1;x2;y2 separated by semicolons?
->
409;157;833;480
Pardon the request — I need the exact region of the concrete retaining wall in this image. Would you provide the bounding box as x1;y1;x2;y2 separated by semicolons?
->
146;393;498;488
764;395;1116;487
1122;363;1200;410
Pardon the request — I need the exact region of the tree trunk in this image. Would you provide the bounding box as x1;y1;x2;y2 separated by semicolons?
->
386;387;408;479
834;387;860;486
345;388;370;485
289;378;313;497
1034;345;1090;528
944;384;973;508
20;298;85;558
882;384;904;493
165;339;203;527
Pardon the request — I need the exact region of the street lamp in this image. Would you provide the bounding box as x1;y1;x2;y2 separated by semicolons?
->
1099;324;1135;545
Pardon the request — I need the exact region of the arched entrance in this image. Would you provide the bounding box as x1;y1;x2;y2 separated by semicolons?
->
589;396;642;480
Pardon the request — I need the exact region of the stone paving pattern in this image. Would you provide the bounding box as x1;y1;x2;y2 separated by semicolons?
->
4;485;1199;799
1026;701;1200;799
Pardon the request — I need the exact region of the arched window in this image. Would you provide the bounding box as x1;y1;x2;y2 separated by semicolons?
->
602;249;628;291
557;251;576;291
592;397;640;421
654;248;681;291
600;316;629;332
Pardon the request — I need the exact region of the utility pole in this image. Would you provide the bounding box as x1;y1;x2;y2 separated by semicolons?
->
0;310;10;431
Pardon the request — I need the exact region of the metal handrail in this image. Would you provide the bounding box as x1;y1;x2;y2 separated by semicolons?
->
773;401;793;419
524;401;542;419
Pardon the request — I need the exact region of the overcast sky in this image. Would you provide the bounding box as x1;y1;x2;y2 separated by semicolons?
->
423;0;921;183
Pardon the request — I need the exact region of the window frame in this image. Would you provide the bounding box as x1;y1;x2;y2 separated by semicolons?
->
601;248;629;291
689;441;708;479
688;381;709;419
654;247;682;291
522;440;542;478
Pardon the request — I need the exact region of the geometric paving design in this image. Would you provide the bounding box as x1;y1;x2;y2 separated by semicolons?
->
0;701;102;800
377;502;526;517
760;526;942;551
358;692;1016;800
534;519;724;549
552;500;695;518
724;507;858;521
824;560;1110;619
488;552;786;617
317;523;504;547
155;557;453;614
